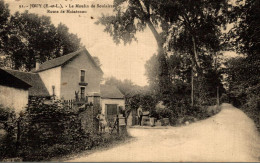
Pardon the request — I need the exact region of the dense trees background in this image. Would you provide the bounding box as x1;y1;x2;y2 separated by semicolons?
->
0;0;82;71
98;0;231;121
223;0;260;130
98;0;259;126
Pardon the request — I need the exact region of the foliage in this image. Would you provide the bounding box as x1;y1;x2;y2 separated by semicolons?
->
0;105;17;160
224;57;260;107
242;94;260;131
229;0;260;57
224;0;260;130
144;54;160;95
225;0;259;111
17;101;86;160
92;56;102;68
0;99;128;161
220;93;229;103
97;0;174;104
105;76;139;96
104;76;155;106
123;0;229;108
154;107;173;120
0;0;9;53
0;5;82;71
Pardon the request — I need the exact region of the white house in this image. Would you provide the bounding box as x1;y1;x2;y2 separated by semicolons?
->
0;69;31;113
33;48;103;100
0;48;125;119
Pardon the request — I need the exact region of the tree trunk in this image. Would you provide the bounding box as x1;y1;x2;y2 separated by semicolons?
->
146;20;163;53
192;35;200;71
146;19;171;102
191;60;194;108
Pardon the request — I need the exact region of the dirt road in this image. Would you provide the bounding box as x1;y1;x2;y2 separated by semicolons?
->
67;103;260;162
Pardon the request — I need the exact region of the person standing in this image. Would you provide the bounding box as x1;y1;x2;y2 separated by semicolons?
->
137;105;143;126
96;112;107;133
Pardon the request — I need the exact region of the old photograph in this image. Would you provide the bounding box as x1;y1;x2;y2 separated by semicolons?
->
0;0;259;162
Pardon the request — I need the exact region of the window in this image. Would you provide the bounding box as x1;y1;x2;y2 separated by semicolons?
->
80;70;85;82
80;87;85;99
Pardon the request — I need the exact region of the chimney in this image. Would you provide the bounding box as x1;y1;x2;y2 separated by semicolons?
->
36;62;40;70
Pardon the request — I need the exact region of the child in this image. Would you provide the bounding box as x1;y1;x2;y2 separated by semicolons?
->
96;113;107;133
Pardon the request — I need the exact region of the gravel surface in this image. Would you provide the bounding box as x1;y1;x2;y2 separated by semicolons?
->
67;103;260;162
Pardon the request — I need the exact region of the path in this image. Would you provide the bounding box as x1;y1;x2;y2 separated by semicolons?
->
67;103;260;162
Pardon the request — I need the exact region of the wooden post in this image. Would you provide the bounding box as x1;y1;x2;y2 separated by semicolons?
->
16;117;21;152
116;115;119;135
217;86;220;106
90;102;95;132
191;61;194;108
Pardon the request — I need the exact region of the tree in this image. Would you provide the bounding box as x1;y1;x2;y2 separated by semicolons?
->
97;0;230;106
226;0;260;104
105;76;142;96
0;0;10;53
5;11;57;70
2;10;82;71
96;0;172;104
92;56;102;68
162;0;229;106
223;0;260;130
104;76;156;111
228;0;260;86
53;23;82;58
144;54;160;95
230;0;260;58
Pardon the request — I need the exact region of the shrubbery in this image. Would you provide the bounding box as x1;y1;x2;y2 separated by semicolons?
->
0;105;17;160
220;93;229;103
226;83;260;132
18;102;87;161
241;95;260;131
152;100;218;126
0;99;128;161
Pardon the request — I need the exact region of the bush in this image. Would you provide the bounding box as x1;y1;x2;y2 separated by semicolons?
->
0;99;129;161
18;100;92;161
220;93;229;103
0;105;17;160
155;107;173;119
241;95;260;131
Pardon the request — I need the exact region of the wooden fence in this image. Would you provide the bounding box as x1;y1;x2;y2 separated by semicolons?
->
63;98;89;109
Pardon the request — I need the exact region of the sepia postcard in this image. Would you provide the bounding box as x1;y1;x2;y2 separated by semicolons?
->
0;0;259;162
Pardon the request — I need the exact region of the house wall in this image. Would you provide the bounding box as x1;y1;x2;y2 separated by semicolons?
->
60;52;102;100
38;67;61;98
101;98;125;115
0;85;28;113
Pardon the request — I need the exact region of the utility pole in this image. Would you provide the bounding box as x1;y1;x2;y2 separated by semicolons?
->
191;60;194;108
217;86;220;106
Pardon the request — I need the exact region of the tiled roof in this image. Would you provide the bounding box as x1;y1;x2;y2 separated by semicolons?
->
3;69;50;97
100;84;124;99
0;68;32;89
35;48;103;73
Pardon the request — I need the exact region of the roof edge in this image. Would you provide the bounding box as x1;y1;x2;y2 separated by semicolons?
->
82;48;104;74
34;65;61;73
0;68;32;89
34;48;103;74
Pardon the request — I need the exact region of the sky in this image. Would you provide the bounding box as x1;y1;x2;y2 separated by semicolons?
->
5;0;157;86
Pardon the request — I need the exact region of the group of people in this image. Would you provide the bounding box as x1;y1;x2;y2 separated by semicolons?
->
96;104;144;133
